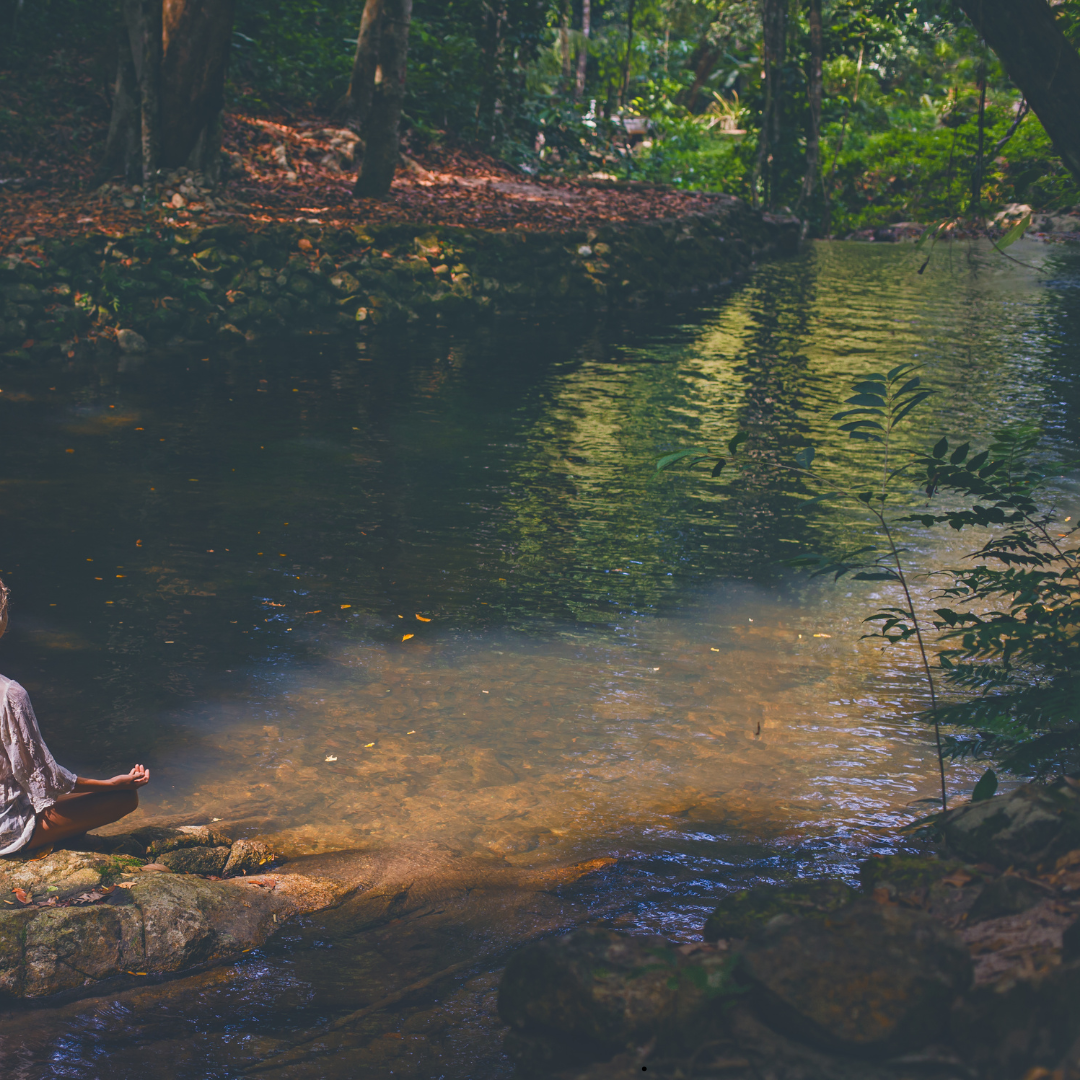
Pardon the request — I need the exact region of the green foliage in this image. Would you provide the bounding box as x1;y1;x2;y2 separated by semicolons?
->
905;426;1080;779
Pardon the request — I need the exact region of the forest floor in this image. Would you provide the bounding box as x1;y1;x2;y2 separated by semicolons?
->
0;102;724;255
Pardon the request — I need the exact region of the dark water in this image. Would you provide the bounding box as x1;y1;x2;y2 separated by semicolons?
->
1;239;1078;1077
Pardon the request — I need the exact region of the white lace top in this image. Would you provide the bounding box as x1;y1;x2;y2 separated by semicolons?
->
0;674;76;854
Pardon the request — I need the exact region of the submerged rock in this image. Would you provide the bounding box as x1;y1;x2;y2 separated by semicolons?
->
158;846;231;875
137;824;234;858
739;901;972;1056
498;929;736;1068
702;879;856;942
942;782;1080;870
115;328;148;353
222;838;279;876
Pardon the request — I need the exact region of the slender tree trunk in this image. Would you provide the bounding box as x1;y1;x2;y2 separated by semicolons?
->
620;0;636;107
971;60;987;212
342;0;384;133
955;0;1080;185
797;0;822;220
752;0;786;209
477;0;507;142
560;5;572;90
684;46;722;111
96;30;141;183
574;0;590;101
126;0;162;181
354;0;411;199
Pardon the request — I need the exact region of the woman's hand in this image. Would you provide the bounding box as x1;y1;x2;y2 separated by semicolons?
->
106;765;150;789
74;765;150;792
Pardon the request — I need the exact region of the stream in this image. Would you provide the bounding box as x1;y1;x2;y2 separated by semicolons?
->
0;238;1078;1077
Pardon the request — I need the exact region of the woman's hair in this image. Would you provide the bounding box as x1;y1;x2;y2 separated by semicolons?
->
0;577;8;624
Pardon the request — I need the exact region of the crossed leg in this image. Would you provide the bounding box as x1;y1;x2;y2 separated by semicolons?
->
23;789;139;851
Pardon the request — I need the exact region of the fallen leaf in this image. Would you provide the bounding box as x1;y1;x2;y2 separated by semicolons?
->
126;971;148;976
341;604;352;609
940;870;973;888
13;888;29;904
415;614;431;621
813;633;832;638
325;754;338;762
402;633;414;641
364;742;375;748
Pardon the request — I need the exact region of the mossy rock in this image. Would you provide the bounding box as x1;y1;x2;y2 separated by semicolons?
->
702;879;856;942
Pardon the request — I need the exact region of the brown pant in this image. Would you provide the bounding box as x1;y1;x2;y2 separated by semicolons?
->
24;789;139;851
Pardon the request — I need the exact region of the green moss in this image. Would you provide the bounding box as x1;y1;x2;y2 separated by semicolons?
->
858;855;976;895
703;879;856;942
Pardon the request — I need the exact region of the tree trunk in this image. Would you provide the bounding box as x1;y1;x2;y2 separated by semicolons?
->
128;0;162;181
955;0;1080;184
752;0;786;209
620;0;636;106
96;0;234;183
342;0;383;132
797;0;822;217
161;0;235;175
96;30;141;183
353;0;412;199
574;0;590;101
477;0;507;143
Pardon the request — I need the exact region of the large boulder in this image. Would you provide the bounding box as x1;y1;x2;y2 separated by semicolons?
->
942;782;1080;870
498;929;736;1068
703;879;856;942
739;901;972;1057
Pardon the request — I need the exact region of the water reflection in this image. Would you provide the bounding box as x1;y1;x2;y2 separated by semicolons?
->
0;239;1078;1077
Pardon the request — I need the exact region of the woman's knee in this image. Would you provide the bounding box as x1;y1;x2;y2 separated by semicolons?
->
111;788;139;817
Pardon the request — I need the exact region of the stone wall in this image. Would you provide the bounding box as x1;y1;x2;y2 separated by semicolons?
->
0;200;798;359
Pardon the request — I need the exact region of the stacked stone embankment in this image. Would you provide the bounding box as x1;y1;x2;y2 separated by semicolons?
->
0;200;798;359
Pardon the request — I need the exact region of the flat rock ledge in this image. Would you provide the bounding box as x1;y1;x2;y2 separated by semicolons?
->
0;824;614;1003
499;780;1080;1080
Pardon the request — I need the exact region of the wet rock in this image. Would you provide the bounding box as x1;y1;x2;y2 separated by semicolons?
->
703;879;856;942
222;838;279;876
22;905;125;997
739;901;972;1056
158;846;231;875
135;824;233;859
498;929;736;1066
952;959;1080;1080
115;327;148;353
0;849;128;903
858;854;985;920
967;873;1046;923
942;783;1080;870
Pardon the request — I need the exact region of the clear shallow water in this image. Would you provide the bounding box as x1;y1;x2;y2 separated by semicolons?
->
1;239;1079;1077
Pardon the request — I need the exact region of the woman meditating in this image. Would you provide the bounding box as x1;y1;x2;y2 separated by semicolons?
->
0;578;149;855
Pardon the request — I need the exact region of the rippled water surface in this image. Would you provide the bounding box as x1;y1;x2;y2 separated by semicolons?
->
1;239;1079;1077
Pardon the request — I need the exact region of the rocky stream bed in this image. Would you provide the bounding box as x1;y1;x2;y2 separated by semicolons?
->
2;780;1079;1079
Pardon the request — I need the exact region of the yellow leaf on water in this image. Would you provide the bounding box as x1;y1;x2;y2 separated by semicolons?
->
364;742;375;748
813;633;831;638
341;604;352;609
402;633;414;641
325;755;338;762
415;614;431;621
